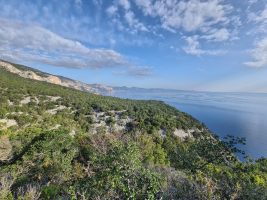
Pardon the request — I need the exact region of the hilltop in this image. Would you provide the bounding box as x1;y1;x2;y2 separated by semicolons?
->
0;61;266;199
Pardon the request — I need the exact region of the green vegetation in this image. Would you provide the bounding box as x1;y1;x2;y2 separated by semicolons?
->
0;67;266;199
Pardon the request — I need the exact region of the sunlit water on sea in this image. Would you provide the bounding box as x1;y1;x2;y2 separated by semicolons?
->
110;89;267;159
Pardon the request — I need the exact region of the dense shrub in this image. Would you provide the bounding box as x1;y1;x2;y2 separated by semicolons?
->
0;67;266;199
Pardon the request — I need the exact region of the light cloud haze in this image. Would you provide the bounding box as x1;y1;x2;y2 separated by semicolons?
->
0;0;267;92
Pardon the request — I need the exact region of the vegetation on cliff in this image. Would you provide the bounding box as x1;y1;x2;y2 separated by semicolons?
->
0;67;266;199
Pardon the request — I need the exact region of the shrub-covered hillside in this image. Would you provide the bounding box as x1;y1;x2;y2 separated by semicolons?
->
0;67;266;199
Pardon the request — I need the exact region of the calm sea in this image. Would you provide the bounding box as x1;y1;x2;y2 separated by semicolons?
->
110;89;267;159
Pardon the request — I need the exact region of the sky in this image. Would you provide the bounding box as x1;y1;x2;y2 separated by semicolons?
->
0;0;267;92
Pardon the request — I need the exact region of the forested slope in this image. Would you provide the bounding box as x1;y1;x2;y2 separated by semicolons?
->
0;66;266;199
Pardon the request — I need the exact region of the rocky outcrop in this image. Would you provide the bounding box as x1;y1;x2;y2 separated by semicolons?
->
0;60;113;95
47;76;62;85
0;119;18;130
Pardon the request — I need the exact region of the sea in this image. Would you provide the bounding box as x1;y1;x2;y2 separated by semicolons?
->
110;88;267;160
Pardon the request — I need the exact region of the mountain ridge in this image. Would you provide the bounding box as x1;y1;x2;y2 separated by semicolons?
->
0;60;113;95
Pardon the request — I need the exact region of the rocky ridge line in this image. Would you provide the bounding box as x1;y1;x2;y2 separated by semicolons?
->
0;60;113;95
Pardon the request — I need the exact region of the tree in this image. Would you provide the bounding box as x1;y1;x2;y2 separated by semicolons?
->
76;134;162;199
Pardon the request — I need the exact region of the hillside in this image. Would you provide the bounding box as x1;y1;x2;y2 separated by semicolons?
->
0;60;113;95
0;62;266;199
0;62;203;137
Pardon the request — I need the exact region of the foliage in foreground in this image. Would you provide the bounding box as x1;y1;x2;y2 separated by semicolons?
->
1;130;266;200
0;67;266;199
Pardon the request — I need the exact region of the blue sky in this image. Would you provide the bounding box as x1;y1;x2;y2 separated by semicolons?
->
0;0;267;92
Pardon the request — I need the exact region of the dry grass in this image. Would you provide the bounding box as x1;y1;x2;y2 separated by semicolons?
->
0;135;12;161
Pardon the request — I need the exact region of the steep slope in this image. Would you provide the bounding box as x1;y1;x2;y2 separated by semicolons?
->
0;60;113;95
0;62;266;199
0;64;204;138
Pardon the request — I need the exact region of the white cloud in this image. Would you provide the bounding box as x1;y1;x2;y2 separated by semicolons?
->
0;0;240;61
246;5;267;68
106;0;237;52
125;11;135;26
248;0;258;5
135;0;233;33
245;37;267;68
128;66;152;76
134;0;153;15
133;0;237;56
0;18;151;74
106;5;118;16
250;5;267;22
202;28;230;42
249;5;267;33
114;66;152;77
124;11;148;33
118;0;131;10
183;36;224;56
107;0;148;33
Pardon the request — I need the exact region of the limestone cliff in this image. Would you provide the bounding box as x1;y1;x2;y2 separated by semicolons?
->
0;60;113;95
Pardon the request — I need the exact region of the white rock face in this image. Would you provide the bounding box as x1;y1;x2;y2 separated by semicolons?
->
87;110;132;134
173;129;193;139
69;130;76;137
173;128;203;139
46;105;67;115
34;97;40;104
7;100;14;106
0;61;21;74
0;119;18;130
20;96;31;105
0;61;113;95
46;96;61;102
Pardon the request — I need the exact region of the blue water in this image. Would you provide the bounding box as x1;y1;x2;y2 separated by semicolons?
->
111;89;267;159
